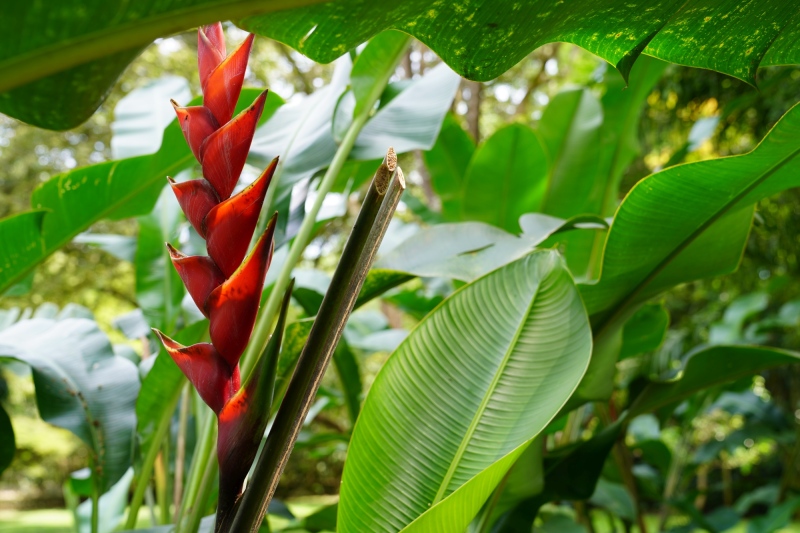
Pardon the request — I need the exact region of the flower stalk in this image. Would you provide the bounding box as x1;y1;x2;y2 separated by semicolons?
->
153;23;284;532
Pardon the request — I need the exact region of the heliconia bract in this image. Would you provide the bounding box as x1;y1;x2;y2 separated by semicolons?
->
153;23;281;528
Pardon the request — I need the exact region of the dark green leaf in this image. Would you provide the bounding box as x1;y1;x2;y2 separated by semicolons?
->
620;303;670;360
496;422;622;533
332;339;362;427
424;113;475;221
461;123;548;232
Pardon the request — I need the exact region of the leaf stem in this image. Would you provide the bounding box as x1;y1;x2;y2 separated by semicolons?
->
125;384;183;529
230;154;406;532
174;383;190;521
176;408;216;531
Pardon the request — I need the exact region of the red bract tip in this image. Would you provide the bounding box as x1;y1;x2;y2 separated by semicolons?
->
204;157;277;278
203;33;255;126
168;177;220;238
154;330;240;414
206;216;276;367
166;244;225;316
200;89;267;200
172;102;219;162
198;23;226;90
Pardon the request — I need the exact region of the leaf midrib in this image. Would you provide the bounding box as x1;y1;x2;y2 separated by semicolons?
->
431;275;542;505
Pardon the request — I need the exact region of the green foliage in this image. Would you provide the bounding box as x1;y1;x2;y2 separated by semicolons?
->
0;318;139;493
0;89;282;295
339;251;592;532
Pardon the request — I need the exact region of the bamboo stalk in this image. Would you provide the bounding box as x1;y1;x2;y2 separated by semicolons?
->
228;151;405;533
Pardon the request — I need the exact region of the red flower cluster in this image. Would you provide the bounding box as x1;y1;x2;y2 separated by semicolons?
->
153;23;278;518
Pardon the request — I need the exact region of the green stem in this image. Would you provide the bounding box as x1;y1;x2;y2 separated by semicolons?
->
174;384;191;521
229;155;405;533
240;36;411;379
185;456;219;533
90;459;100;533
125;381;183;529
176;408;216;530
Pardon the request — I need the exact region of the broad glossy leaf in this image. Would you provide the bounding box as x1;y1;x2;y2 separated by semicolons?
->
243;1;800;85
350;62;461;159
582;102;800;327
629;345;800;417
338;251;592;532
0;318;139;492
0;90;282;294
5;2;800;129
424;113;475;221
538;88;603;218
376;219;596;283
461;124;548;232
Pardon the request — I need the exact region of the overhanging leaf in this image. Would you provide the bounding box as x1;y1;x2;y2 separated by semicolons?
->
4;2;800;129
338;251;592;532
0;318;140;492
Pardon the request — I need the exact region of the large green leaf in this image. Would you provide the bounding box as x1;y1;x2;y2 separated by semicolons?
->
628;345;800;417
0;89;282;294
338;251;592;532
0;1;320;129
582;102;800;328
5;1;800;129
424;113;475;221
538;88;603;218
461;123;548;233
0;318;140;492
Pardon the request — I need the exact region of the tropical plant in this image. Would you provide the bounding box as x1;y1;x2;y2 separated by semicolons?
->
2;4;800;533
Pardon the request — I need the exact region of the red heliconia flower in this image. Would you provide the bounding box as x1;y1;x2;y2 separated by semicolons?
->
154;23;283;526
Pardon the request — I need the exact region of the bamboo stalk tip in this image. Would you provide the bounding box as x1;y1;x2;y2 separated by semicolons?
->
386;147;397;172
